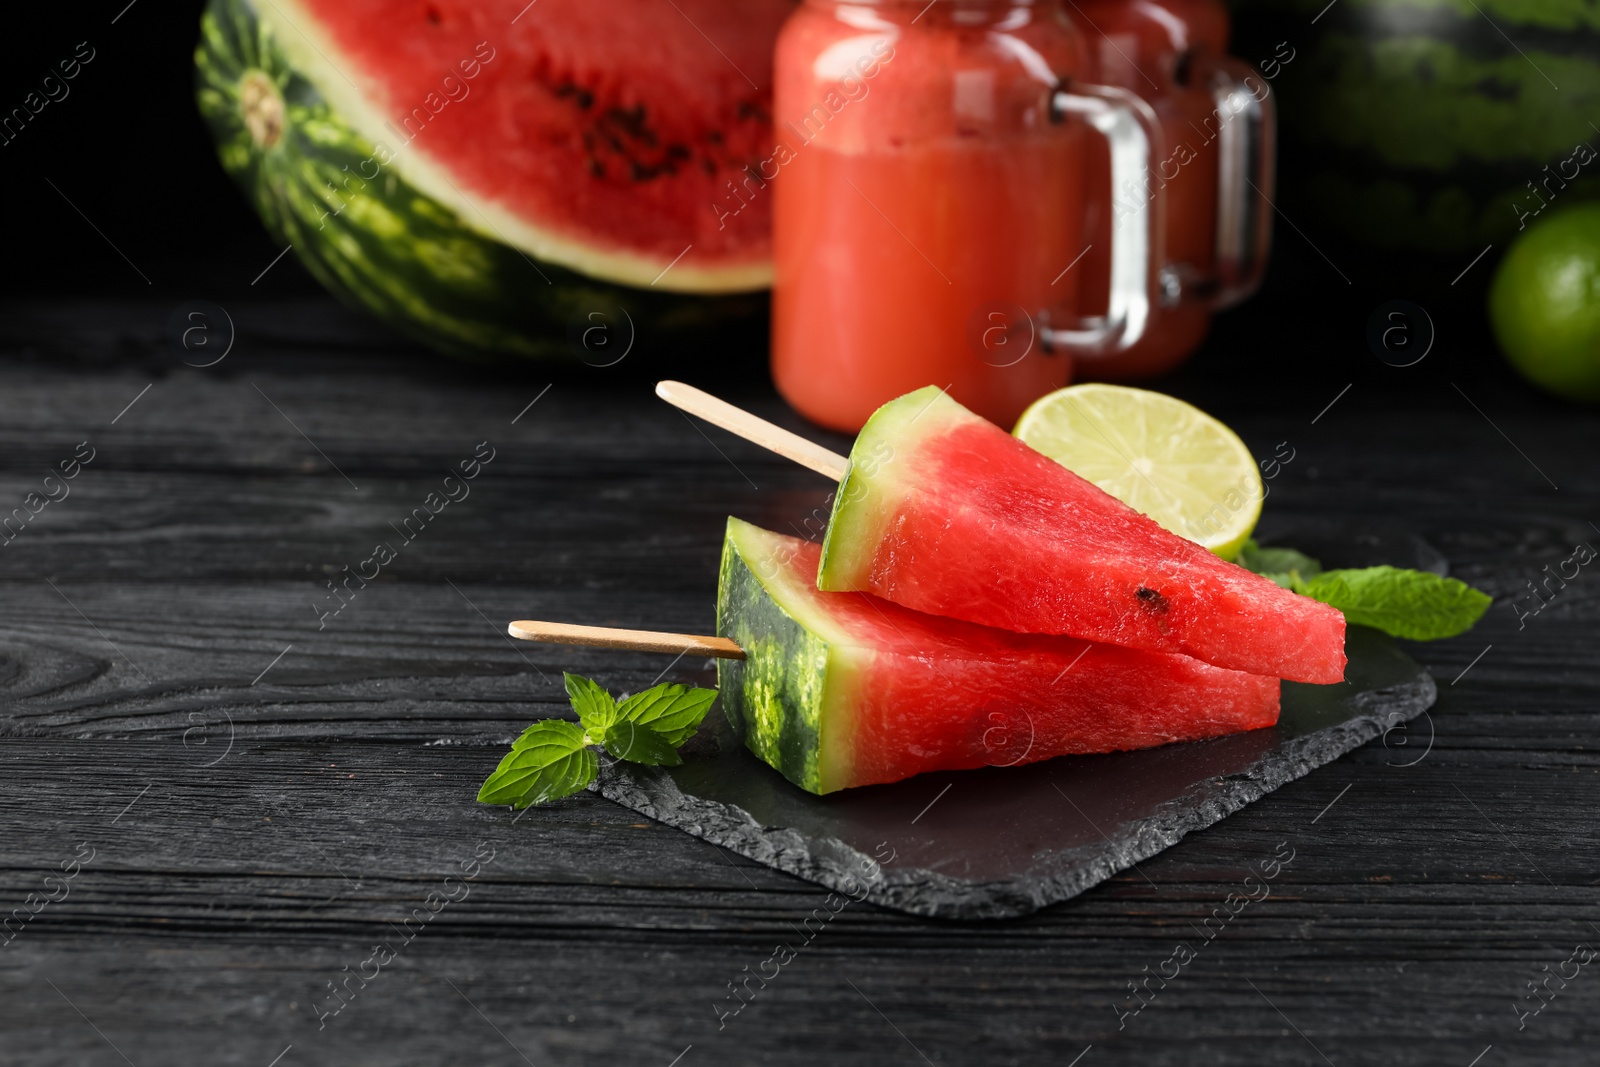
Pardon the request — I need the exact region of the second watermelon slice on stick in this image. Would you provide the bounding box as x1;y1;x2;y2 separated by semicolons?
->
817;388;1347;684
720;518;1280;794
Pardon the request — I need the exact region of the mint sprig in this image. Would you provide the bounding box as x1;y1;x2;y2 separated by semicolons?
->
1237;538;1491;641
616;684;718;747
564;673;619;733
1236;539;1323;589
477;721;597;808
1292;566;1492;641
477;672;717;809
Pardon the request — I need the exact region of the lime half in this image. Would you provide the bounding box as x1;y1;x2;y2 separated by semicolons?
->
1014;383;1263;560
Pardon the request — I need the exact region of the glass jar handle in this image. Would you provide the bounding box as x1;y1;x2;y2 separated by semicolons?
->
1201;54;1275;310
1043;82;1164;355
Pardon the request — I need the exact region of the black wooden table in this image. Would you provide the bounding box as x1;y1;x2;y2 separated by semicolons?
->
0;295;1595;1066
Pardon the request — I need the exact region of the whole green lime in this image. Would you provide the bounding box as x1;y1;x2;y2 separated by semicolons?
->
1489;204;1600;403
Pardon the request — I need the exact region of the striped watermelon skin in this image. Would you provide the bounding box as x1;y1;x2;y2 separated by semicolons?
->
1230;0;1600;255
194;0;761;361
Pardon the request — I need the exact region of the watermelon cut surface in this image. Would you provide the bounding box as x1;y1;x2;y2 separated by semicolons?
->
817;388;1347;684
278;0;784;290
718;518;1280;794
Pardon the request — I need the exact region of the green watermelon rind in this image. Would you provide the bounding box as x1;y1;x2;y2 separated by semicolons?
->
1293;35;1600;172
1228;0;1600;254
194;0;761;361
717;518;846;796
1231;0;1600;34
1290;36;1600;252
817;386;946;593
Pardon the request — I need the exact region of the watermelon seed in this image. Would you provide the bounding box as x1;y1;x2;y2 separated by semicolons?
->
1136;587;1170;614
554;83;594;110
607;104;656;147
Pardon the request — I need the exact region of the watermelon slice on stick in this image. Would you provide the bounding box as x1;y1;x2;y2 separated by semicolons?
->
508;519;1280;795
655;382;1346;684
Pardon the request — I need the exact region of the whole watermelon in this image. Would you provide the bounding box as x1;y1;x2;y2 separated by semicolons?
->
195;0;788;361
1229;0;1600;257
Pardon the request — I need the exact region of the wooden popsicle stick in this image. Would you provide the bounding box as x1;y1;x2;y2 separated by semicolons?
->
507;620;746;660
656;380;849;481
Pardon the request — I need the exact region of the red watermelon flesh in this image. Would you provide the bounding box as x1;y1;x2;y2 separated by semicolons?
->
718;518;1280;794
818;388;1347;685
275;0;790;290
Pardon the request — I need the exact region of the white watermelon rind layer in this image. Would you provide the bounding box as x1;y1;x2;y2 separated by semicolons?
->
818;385;951;592
259;0;772;294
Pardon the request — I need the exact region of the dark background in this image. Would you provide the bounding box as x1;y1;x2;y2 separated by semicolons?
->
0;0;1516;399
3;5;1596;1067
0;0;306;299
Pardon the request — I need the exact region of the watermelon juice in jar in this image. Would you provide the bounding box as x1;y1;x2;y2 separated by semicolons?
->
1071;0;1275;379
771;0;1167;432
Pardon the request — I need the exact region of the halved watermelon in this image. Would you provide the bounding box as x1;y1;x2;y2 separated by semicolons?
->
196;0;789;359
817;388;1347;684
718;518;1280;794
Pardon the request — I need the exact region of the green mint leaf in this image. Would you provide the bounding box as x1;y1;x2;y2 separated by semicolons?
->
476;720;598;808
477;675;719;807
615;682;718;747
1294;566;1492;641
1237;538;1323;588
601;721;683;766
564;671;618;734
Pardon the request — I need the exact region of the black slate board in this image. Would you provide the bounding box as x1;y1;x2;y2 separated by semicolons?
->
598;625;1436;919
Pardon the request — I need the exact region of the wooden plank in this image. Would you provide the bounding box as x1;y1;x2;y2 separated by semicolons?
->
1;739;1598;1065
0;299;1597;1063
